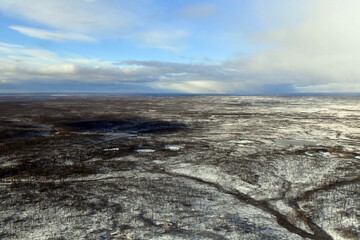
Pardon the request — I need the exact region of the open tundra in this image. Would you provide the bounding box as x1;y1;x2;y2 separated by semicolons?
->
0;95;359;240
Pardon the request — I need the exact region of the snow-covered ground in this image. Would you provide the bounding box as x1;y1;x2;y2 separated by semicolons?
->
0;95;359;239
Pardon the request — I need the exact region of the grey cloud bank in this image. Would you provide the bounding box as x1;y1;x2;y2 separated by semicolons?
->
0;44;297;94
0;37;359;94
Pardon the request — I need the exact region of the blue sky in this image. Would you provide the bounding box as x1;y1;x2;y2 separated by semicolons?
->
0;0;360;94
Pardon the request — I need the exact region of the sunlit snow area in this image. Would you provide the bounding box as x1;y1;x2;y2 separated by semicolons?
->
0;95;359;240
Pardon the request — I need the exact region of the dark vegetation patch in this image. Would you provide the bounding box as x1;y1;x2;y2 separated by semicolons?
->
0;156;137;180
0;120;51;143
0;100;188;180
0;131;139;180
63;119;188;134
5;181;124;215
336;227;358;239
0;161;96;180
0;129;50;143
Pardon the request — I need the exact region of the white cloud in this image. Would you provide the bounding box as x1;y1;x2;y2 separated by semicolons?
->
225;0;360;93
296;83;360;93
0;42;302;94
10;26;96;42
0;43;244;93
0;0;133;34
0;0;189;48
36;64;77;75
0;42;23;54
0;42;118;82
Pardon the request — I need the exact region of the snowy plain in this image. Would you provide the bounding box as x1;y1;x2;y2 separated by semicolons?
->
0;95;359;239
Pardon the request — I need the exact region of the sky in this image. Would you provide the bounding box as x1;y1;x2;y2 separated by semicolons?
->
0;0;360;94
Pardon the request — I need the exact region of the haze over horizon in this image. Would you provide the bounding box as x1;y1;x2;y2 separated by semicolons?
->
0;0;359;94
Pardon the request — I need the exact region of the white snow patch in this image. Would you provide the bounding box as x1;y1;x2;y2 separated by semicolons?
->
319;151;335;158
304;152;315;157
355;156;360;160
168;164;256;196
135;149;155;153
110;230;120;236
153;160;165;164
104;147;119;151
271;200;295;216
229;140;254;144
164;145;182;151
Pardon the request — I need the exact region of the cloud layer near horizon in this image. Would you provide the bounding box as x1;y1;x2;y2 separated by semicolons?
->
0;0;360;93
